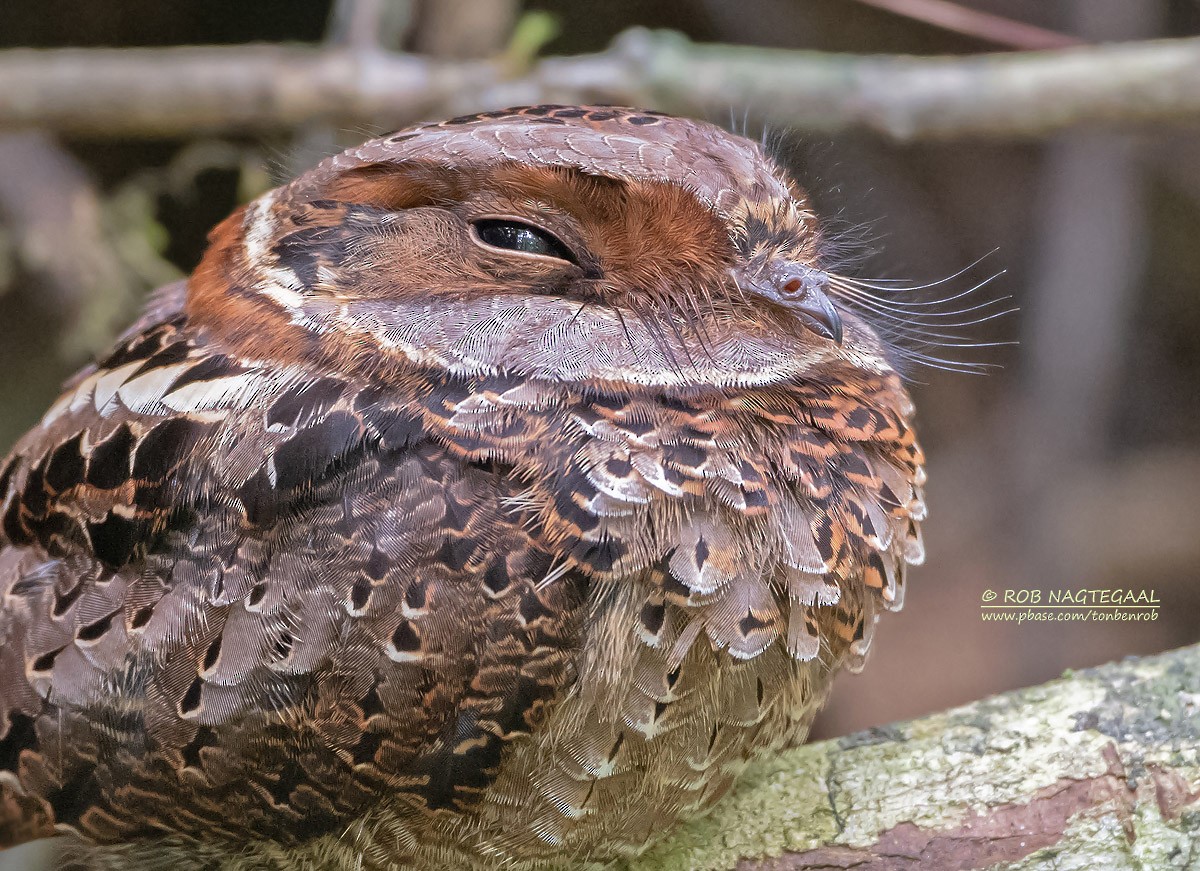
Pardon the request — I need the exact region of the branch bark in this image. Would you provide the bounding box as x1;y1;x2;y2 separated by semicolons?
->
2;29;1200;140
626;643;1200;870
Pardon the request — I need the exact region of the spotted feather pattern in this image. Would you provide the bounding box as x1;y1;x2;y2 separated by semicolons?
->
0;106;926;869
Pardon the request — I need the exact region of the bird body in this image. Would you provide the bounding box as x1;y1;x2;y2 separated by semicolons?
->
0;106;924;869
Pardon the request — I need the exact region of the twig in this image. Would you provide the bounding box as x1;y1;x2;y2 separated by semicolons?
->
1;29;1200;140
286;0;415;178
849;0;1085;50
410;0;519;60
325;0;391;52
323;0;421;55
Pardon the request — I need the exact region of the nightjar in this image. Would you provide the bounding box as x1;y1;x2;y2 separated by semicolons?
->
0;105;925;869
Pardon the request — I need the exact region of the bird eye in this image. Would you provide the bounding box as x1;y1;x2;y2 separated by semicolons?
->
471;219;578;264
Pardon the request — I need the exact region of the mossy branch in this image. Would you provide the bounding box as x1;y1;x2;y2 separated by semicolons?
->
1;29;1200;140
627;643;1200;870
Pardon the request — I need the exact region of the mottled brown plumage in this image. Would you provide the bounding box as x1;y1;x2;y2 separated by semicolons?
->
0;105;925;869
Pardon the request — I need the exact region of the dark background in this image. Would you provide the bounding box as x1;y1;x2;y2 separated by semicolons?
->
0;0;1198;739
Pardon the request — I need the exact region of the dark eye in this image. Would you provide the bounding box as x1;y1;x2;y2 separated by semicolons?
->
471;219;578;264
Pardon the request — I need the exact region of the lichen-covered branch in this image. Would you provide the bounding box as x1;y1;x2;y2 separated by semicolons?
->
2;29;1200;140
627;644;1200;870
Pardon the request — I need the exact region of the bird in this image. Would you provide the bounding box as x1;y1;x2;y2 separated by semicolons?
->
0;105;926;870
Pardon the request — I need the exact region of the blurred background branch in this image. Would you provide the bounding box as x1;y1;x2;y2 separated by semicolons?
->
3;29;1200;139
847;0;1085;49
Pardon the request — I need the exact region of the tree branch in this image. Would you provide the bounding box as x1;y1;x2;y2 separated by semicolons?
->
847;0;1085;50
627;643;1200;870
2;29;1200;140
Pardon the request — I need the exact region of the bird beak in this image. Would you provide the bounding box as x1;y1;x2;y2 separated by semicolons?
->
739;261;843;345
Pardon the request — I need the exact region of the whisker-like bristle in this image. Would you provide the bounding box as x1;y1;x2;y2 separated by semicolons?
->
611;305;643;365
829;281;1016;326
826;251;1015;378
829;287;1017;334
830;271;1007;309
628;297;684;376
838;249;1002;292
